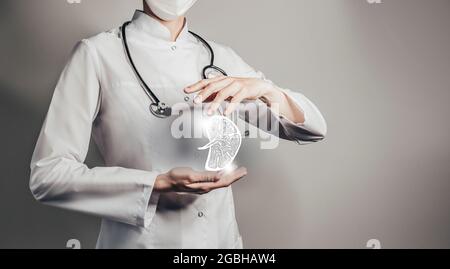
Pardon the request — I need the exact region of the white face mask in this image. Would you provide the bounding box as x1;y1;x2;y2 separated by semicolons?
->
145;0;198;21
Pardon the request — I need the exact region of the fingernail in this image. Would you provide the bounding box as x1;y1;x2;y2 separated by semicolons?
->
194;95;202;104
207;109;214;115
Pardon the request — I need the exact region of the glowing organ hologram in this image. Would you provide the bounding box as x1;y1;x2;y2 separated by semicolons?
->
198;115;242;171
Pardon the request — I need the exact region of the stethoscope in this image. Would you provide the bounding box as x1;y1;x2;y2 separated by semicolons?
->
121;21;228;118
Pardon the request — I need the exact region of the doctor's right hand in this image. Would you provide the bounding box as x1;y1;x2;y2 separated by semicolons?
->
154;167;247;194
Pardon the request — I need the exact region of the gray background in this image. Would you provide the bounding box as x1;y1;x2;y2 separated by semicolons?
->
0;0;449;249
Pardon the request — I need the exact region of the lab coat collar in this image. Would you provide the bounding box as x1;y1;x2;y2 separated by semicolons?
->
131;10;190;43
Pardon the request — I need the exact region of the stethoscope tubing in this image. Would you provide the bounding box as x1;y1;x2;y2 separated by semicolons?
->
121;21;161;105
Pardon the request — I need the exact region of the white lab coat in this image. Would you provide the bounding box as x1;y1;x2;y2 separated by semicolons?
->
29;10;327;249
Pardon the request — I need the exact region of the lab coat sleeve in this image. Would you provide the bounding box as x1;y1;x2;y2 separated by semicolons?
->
225;47;327;144
29;40;159;228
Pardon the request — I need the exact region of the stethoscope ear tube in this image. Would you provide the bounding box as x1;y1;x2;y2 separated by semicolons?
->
121;21;227;118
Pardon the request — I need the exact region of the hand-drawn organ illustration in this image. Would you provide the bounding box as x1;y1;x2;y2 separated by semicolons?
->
198;115;242;171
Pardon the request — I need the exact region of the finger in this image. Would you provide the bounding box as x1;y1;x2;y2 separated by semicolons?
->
224;89;247;116
208;82;243;115
178;184;211;194
184;182;215;194
194;78;233;104
184;76;226;93
187;170;220;183
217;167;248;187
203;167;248;189
187;167;247;193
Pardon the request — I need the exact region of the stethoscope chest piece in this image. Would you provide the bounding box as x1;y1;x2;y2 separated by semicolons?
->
150;102;172;118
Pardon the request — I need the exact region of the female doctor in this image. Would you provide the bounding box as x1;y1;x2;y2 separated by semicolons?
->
30;0;327;249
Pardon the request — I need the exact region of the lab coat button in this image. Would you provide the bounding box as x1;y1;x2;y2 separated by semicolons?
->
184;96;190;102
198;212;204;218
171;45;177;51
244;130;250;137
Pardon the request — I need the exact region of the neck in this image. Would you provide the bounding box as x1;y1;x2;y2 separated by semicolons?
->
144;3;186;42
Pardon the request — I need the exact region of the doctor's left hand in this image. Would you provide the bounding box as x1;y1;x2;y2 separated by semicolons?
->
154;167;248;194
184;76;287;116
